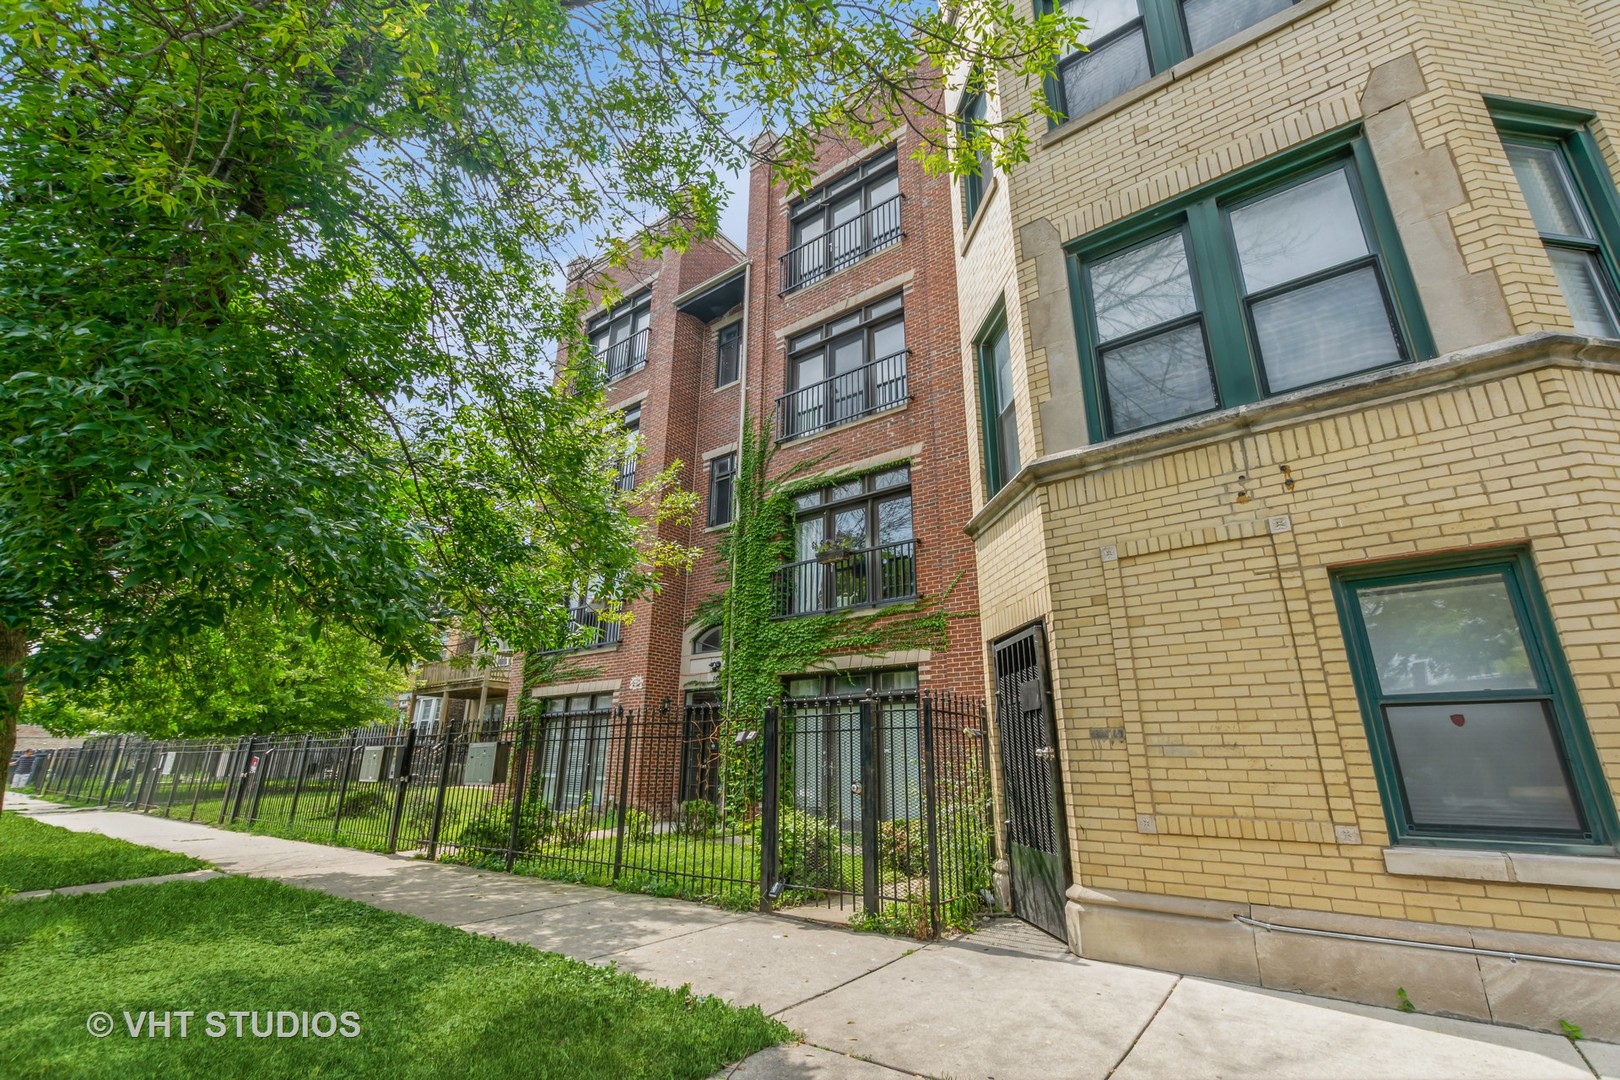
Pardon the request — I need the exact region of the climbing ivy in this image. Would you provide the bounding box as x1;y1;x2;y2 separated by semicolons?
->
704;413;971;812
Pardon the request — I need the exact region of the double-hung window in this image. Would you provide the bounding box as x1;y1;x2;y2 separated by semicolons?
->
1334;550;1616;851
588;291;651;380
715;322;741;387
777;466;915;616
782;151;902;294
977;309;1021;495
1074;138;1430;439
1051;0;1298;123
778;294;908;440
960;91;993;226
1490;102;1620;340
707;453;735;528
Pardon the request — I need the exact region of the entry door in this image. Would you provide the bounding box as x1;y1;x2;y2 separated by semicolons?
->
992;624;1070;940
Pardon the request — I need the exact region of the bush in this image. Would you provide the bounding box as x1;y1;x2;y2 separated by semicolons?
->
624;807;652;844
453;802;551;854
553;793;595;847
777;811;843;891
878;819;927;878
678;799;719;838
336;788;387;820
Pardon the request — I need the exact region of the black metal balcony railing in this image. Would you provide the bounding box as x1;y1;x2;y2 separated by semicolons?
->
598;327;650;381
615;460;636;492
778;195;903;295
567;605;621;648
777;349;909;441
771;540;917;617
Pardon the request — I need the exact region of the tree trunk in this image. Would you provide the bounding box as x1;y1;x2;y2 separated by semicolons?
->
0;627;28;816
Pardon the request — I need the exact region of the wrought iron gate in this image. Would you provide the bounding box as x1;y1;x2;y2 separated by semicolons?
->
993;623;1070;940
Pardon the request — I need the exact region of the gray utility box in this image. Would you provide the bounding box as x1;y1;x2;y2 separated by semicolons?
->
358;745;388;783
463;742;510;787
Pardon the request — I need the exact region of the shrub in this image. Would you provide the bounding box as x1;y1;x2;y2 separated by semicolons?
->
624;807;653;844
336;788;387;820
453;802;551;854
777;811;843;891
878;819;927;878
553;793;596;847
678;799;719;838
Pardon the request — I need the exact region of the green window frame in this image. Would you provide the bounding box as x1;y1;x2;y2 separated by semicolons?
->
960;90;992;225
1333;549;1618;854
976;303;1020;495
1044;0;1301;124
1067;128;1434;441
1489;98;1620;340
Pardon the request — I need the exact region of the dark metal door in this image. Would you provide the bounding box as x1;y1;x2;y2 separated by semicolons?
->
993;624;1070;941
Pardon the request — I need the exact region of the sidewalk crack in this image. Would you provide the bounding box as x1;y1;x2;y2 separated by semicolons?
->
765;942;930;1017
1103;975;1180;1080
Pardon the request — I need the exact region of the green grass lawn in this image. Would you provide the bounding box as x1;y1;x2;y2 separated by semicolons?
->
0;814;208;894
0;875;788;1080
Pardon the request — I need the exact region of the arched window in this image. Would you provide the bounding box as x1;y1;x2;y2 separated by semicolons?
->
692;625;723;655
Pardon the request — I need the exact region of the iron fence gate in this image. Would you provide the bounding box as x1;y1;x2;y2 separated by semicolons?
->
19;689;994;937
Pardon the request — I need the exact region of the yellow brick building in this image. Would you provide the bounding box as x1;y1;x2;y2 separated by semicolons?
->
953;0;1620;1035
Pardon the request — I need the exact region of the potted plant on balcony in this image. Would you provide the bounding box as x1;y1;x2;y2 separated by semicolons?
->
813;532;862;565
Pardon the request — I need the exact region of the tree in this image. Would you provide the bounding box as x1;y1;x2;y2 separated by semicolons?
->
0;0;1081;808
24;604;409;738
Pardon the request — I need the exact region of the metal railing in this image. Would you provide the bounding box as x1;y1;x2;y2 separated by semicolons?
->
772;539;917;617
598;327;650;381
615;460;636;492
776;349;909;441
18;689;992;937
778;196;903;295
567;604;621;648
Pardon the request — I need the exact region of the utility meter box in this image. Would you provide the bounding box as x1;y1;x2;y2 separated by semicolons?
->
463;742;510;786
160;751;177;777
358;745;387;783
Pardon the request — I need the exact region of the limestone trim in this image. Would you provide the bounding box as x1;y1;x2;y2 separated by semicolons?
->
958;176;1000;256
772;270;916;340
1383;847;1620;891
965;333;1620;539
529;677;621;698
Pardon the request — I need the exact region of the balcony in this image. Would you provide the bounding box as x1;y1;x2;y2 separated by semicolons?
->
778;195;903;296
777;350;909;441
566;605;621;649
772;540;917;617
599;327;650;381
414;646;513;694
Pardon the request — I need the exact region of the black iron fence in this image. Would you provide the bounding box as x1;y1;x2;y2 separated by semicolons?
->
19;689;992;937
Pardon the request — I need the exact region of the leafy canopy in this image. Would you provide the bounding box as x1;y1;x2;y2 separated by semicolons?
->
0;0;1079;704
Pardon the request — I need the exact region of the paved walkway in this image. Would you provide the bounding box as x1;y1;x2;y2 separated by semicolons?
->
13;795;1619;1080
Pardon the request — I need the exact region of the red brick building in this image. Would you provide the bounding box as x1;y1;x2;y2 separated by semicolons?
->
508;93;984;808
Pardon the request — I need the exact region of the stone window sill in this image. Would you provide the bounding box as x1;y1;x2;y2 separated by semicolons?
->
1383;847;1620;891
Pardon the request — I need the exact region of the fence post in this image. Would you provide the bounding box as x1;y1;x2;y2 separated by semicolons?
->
219;738;245;823
920;691;944;940
287;735;313;826
231;737;258;823
859;692;880;917
331;733;357;835
977;700;995;865
758;704;781;914
98;735;124;805
247;743;273;823
385;725;418;854
163;747;183;818
188;745;211;822
610;707;635;883
504;718;533;873
424;719;456;861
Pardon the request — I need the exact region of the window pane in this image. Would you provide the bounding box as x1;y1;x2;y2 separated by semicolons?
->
1089;231;1199;342
1546;246;1620;338
1062;0;1142;44
1230;169;1370;293
1101;323;1217;432
1386;702;1582;833
877;494;913;544
871;319;906;360
1505;142;1592;240
998;404;1022;478
1253;265;1401;391
1358;574;1538;695
873;465;910;489
867;173;900;207
1060;26;1151;120
1183;0;1292;54
834;507;868;547
829;479;862;501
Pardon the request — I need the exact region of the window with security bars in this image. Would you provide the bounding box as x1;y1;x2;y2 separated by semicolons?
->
1334;551;1615;849
533;694;614;812
1497;131;1620;339
783;668;919;825
1074;141;1428;439
1051;0;1297;123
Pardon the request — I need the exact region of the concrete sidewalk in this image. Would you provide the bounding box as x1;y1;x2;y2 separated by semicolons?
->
12;795;1618;1080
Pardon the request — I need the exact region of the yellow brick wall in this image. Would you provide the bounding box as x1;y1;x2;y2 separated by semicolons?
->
1032;361;1620;940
